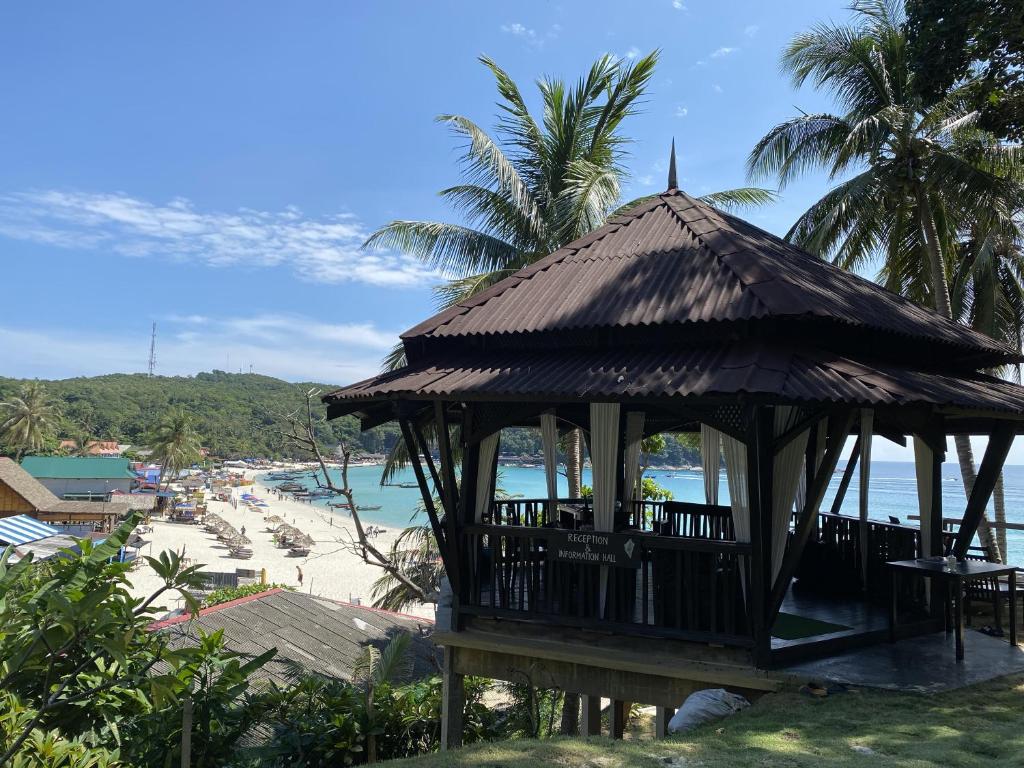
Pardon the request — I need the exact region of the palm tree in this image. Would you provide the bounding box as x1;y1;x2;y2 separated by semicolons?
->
0;381;61;460
747;0;1024;561
353;632;413;764
368;53;774;487
150;409;202;490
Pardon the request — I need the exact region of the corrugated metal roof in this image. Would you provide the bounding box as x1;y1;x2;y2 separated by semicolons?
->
156;589;437;687
21;456;137;480
0;514;60;545
400;191;1013;360
325;344;1024;414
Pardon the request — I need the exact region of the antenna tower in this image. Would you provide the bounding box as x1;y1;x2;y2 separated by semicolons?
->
148;322;157;377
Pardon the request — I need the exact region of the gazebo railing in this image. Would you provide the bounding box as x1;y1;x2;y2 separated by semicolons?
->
817;512;920;598
488;498;734;540
460;523;753;646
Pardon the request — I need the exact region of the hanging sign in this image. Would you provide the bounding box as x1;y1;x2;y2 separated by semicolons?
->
549;531;642;569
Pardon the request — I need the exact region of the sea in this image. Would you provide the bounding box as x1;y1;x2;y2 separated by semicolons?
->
262;461;1024;565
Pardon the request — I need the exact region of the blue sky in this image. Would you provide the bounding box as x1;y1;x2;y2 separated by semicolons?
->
5;0;1000;463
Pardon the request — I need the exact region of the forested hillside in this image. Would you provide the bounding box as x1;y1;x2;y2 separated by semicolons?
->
0;371;700;464
0;371;395;459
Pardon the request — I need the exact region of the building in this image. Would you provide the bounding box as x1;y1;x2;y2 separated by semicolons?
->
322;170;1024;746
21;456;137;500
0;515;83;563
0;457;128;531
151;588;438;686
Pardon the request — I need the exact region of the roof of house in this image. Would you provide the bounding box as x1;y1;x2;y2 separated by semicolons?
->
152;589;438;687
20;456;137;480
0;514;60;545
0;458;128;518
398;190;1015;363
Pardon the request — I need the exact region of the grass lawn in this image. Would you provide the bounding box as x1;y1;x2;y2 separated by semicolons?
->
390;673;1024;767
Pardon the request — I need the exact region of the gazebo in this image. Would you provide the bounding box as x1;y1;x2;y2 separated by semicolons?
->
323;167;1024;745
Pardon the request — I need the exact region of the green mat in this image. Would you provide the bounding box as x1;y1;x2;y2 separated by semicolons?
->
771;612;851;640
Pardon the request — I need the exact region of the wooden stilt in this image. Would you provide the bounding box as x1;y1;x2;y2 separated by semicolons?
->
581;695;602;737
655;707;674;738
441;646;464;751
610;700;627;740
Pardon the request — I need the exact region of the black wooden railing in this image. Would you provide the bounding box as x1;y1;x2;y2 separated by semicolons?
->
817;512;920;599
461;523;752;646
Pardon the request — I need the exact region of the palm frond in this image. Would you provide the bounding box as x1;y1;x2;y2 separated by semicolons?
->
363;220;518;276
699;187;779;211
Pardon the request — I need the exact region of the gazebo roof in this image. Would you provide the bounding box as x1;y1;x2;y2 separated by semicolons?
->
325;185;1024;424
402;190;1016;366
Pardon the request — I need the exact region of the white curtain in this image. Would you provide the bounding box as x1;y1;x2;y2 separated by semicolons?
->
914;436;934;558
590;403;620;533
475;433;500;523
622;411;645;505
540;412;559;519
792;419;826;530
859;409;874;584
590;402;620;617
771;407;809;582
721;434;750;544
701;425;720;505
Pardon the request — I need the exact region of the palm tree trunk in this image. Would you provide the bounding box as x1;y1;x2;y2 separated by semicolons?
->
994;473;1008;563
919;190;1001;562
566;428;582;497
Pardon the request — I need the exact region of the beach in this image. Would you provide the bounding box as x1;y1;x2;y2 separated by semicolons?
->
126;470;435;619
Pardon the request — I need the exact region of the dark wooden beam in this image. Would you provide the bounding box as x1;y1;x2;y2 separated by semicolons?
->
412;420;446;506
747;405;774;667
435;401;461;524
829;436;861;516
398;416;454;587
773;410;825;453
952;423;1015;559
768;410;857;622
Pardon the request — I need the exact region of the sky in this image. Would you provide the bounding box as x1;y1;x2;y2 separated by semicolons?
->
0;1;1013;462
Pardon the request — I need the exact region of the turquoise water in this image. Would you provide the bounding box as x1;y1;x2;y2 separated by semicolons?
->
261;461;1024;564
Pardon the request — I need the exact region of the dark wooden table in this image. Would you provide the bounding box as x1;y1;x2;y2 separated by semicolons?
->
887;558;1017;661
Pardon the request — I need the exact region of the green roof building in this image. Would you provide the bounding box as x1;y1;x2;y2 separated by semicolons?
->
20;456;137;500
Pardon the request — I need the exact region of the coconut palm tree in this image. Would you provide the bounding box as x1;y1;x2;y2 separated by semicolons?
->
368;53;774;488
0;381;61;460
150;409;202;490
747;0;1024;561
353;632;413;764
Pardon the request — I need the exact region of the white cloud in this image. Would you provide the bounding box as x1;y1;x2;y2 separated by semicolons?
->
712;83;723;93
0;313;402;384
638;174;654;186
501;22;535;38
711;46;738;58
672;0;687;9
691;60;707;69
625;46;641;60
0;190;438;288
744;24;759;37
675;105;689;118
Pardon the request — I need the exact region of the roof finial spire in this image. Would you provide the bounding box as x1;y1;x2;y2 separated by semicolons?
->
667;138;678;190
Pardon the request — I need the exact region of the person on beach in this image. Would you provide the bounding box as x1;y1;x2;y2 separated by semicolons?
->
240;525;246;536
296;566;304;586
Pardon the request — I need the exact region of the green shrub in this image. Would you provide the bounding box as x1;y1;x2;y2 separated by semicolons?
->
202;583;292;608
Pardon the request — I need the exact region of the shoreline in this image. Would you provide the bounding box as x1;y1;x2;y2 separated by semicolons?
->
125;470;434;620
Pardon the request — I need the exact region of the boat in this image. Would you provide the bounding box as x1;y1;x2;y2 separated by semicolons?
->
397;482;418;489
277;482;305;492
329;502;353;508
356;504;382;511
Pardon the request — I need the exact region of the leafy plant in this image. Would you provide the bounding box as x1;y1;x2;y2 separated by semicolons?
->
202;582;293;608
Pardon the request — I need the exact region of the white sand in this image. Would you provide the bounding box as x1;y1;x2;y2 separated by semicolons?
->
126;472;434;619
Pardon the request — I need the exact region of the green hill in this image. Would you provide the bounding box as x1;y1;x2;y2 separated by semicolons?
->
0;370;398;459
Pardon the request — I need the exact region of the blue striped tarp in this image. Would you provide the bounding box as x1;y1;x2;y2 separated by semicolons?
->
0;515;60;545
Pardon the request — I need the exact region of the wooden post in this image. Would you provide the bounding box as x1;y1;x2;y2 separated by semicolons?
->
610;700;627;740
441;646;464;751
655;707;674;738
953;424;1015;559
746;405;773;667
581;695;602;737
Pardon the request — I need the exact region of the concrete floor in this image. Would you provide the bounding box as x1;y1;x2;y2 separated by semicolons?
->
777;630;1024;693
